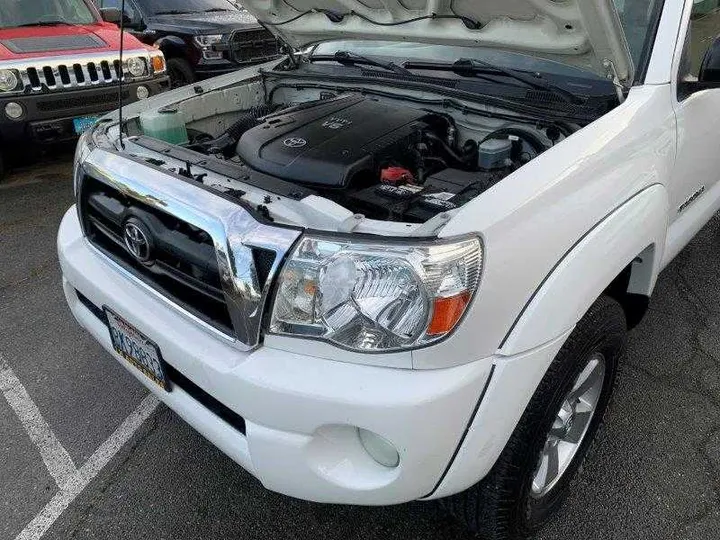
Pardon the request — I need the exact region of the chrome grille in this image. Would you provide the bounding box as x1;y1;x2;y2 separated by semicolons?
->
9;51;151;93
78;150;302;349
80;176;235;335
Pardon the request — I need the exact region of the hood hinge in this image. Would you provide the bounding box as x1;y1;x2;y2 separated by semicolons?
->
603;58;627;104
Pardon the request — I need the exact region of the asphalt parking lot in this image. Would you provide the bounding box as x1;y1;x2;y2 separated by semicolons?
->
2;150;720;540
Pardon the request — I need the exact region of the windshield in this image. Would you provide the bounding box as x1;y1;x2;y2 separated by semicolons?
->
143;0;236;15
0;0;96;28
614;0;665;69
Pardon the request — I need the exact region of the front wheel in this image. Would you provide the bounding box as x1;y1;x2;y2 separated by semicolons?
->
442;295;627;539
166;57;196;89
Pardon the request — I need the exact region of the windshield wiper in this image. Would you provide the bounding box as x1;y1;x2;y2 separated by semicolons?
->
17;21;73;27
311;51;413;76
153;10;196;15
405;58;582;104
202;8;231;12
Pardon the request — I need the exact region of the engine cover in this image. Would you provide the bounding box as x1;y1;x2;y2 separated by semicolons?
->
236;95;428;188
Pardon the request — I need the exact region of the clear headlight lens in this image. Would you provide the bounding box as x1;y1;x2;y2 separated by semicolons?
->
270;235;482;352
0;69;19;92
126;57;147;78
194;34;225;60
194;34;224;47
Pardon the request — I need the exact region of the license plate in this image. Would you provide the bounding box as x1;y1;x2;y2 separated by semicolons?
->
73;116;100;135
105;308;170;391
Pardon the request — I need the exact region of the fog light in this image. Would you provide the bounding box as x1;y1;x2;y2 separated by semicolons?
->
358;429;399;468
5;102;23;120
136;85;150;100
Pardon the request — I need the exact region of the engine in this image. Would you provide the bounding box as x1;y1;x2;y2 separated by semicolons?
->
191;94;549;223
237;94;429;188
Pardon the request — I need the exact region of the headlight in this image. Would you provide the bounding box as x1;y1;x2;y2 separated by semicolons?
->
270;235;482;352
0;69;19;92
126;57;147;78
194;34;224;47
194;34;225;60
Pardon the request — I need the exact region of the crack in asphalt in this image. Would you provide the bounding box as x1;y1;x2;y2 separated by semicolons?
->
676;267;715;317
620;251;720;529
698;424;720;505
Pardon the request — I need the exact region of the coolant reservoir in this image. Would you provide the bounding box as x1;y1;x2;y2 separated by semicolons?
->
139;108;188;145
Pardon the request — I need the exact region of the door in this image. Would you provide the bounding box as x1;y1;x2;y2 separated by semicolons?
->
671;1;720;223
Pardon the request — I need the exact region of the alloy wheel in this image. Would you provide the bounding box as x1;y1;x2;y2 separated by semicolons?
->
530;353;606;497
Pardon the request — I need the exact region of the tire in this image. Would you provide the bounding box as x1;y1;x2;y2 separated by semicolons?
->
167;57;196;89
0;151;5;183
442;295;627;539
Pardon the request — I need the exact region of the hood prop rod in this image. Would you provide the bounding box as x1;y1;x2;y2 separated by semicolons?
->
603;59;627;104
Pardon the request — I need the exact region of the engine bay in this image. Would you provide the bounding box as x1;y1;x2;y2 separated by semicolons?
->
175;93;560;224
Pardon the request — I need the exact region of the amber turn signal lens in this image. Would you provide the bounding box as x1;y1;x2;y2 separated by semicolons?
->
151;55;166;73
427;292;471;336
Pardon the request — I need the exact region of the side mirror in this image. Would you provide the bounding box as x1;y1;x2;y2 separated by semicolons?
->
100;7;131;26
679;34;720;98
699;35;720;83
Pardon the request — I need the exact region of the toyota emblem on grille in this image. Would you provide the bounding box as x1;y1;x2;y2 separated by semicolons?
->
283;137;307;148
123;220;153;264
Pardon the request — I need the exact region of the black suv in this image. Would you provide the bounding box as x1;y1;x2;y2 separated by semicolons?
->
94;0;281;87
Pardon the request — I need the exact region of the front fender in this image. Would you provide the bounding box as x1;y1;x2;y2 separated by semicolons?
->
426;185;668;499
500;184;668;356
413;85;676;370
154;35;187;56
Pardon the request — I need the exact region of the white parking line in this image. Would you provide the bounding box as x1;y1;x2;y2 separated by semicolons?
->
0;353;160;539
15;394;160;540
0;358;78;489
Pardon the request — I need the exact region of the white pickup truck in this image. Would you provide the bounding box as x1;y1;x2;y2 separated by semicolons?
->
58;1;720;538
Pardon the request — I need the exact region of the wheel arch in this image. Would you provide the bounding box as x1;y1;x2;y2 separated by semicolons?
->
426;185;668;500
500;185;668;356
604;243;657;329
153;35;186;59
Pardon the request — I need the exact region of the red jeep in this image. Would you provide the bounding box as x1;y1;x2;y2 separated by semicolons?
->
0;0;169;178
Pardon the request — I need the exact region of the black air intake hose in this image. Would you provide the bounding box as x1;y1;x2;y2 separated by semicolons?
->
207;104;279;156
225;104;277;141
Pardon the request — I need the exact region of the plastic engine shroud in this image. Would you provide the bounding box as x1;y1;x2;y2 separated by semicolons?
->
236;95;429;188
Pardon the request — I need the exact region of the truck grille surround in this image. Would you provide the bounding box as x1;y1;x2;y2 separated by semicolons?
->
80;177;234;334
76;158;301;350
229;29;281;65
10;51;153;93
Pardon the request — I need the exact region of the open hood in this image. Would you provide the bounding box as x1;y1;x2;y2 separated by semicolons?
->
241;0;634;85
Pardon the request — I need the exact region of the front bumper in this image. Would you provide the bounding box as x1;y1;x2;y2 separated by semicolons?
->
0;78;169;144
58;207;495;505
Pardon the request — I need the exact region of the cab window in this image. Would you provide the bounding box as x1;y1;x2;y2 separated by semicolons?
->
93;0;140;23
680;1;720;80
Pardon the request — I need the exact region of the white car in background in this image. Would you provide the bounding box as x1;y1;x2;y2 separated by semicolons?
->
58;1;720;538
